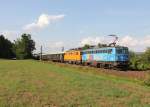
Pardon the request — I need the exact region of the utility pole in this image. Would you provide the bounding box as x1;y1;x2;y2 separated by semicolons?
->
61;47;64;52
40;45;42;60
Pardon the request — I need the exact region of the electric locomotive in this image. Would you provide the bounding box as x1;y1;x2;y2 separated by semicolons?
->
64;50;82;64
82;46;129;68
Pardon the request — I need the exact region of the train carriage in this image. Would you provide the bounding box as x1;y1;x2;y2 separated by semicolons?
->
42;52;64;62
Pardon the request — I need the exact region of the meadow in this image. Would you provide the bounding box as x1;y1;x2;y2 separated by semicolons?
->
0;60;150;107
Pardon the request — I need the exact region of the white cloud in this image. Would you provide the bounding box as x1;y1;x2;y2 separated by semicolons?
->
118;36;138;47
23;14;65;31
35;41;64;54
80;36;107;46
118;35;150;51
0;30;20;41
143;35;150;46
80;35;150;52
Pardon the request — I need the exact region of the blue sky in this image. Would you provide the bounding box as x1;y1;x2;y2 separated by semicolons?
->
0;0;150;52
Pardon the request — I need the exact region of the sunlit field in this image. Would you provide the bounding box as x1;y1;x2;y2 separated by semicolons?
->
0;60;150;107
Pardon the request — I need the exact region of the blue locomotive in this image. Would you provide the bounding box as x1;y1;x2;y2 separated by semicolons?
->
82;46;129;68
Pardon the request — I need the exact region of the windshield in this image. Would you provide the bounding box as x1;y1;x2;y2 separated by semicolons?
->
116;48;128;54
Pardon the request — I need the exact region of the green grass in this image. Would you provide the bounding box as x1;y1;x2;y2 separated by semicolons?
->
0;60;150;107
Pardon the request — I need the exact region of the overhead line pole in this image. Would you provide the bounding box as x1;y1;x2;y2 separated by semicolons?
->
40;45;43;60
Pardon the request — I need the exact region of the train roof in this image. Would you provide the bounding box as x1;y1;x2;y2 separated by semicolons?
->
82;46;128;52
42;52;64;55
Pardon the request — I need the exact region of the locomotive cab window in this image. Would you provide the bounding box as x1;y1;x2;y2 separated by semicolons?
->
116;48;128;54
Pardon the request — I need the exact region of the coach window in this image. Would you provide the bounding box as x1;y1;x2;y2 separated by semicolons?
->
96;50;98;53
93;51;95;54
106;50;108;53
108;49;112;54
92;51;94;54
91;51;93;54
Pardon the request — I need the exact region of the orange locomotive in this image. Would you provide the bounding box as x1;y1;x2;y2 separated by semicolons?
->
64;50;82;64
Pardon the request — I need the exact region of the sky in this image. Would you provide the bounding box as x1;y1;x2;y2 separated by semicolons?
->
0;0;150;53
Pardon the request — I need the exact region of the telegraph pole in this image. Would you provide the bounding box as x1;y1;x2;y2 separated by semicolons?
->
40;45;43;60
61;47;64;52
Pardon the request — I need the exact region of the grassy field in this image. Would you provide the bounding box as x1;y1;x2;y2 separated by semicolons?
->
0;60;150;107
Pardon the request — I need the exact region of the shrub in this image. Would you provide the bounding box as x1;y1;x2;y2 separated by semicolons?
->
129;51;150;71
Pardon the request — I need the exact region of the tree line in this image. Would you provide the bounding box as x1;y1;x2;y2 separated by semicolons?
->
129;48;150;70
0;33;35;59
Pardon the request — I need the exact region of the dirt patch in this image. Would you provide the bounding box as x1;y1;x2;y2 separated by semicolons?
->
100;70;147;80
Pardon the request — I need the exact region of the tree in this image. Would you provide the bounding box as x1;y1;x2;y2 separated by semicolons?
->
13;34;35;59
97;43;107;48
143;47;150;63
0;35;15;58
129;50;150;70
82;44;90;50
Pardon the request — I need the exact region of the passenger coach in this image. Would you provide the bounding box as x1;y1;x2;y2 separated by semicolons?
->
42;52;64;62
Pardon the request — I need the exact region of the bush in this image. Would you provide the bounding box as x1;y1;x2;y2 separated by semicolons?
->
129;51;150;71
